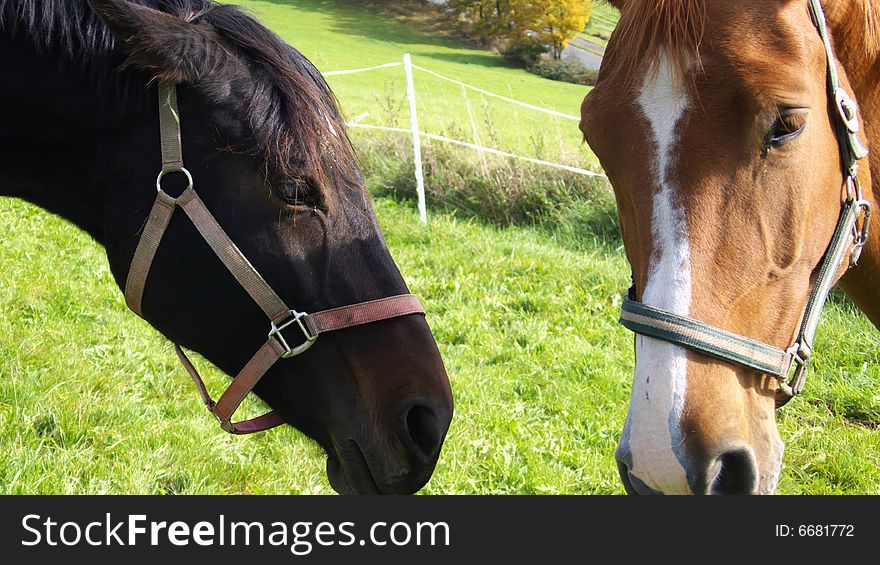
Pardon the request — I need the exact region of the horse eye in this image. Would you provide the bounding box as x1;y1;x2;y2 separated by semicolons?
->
767;111;807;147
278;177;323;209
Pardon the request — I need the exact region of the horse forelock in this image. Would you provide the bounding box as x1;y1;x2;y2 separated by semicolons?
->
0;0;358;191
196;3;358;192
607;0;880;82
606;0;707;86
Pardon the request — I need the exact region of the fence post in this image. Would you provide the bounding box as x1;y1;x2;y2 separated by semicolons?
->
403;53;427;225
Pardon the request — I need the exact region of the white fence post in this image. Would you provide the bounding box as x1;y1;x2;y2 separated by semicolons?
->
403;53;427;225
326;57;607;223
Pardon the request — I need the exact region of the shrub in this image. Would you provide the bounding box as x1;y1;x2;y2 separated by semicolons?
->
529;57;599;86
501;41;548;68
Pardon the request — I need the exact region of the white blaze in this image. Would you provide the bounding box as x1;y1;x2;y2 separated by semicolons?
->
626;51;693;494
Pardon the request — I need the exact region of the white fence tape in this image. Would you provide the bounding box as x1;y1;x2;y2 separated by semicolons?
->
422;134;607;177
323;55;606;223
347;123;607;178
411;64;582;122
322;61;403;76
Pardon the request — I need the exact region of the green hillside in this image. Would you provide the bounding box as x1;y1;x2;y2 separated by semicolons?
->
234;0;599;171
582;2;620;46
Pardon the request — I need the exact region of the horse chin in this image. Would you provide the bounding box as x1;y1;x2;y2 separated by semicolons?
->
325;438;436;495
327;450;382;495
326;444;381;495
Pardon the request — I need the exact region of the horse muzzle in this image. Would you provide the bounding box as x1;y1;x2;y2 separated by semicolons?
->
616;440;782;495
326;399;452;495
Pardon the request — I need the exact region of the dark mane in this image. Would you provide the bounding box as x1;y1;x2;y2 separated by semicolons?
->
0;0;358;190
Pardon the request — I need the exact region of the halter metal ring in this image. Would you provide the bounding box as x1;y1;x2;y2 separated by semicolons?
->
156;167;194;194
269;310;318;358
216;414;236;434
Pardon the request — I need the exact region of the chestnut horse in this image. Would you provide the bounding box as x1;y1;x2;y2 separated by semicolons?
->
581;0;878;494
0;0;453;494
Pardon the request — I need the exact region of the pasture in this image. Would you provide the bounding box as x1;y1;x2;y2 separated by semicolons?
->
1;0;879;494
581;2;620;46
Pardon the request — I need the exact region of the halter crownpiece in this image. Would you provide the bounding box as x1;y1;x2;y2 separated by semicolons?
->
124;82;426;434
619;0;872;407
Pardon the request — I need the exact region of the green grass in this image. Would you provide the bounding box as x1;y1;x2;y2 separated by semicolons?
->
3;195;879;495
2;0;880;495
581;2;620;47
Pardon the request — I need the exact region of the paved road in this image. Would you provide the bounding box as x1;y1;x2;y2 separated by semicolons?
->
562;37;604;70
562;44;603;70
570;37;606;53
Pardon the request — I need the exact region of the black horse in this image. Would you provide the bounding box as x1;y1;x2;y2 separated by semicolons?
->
0;0;453;494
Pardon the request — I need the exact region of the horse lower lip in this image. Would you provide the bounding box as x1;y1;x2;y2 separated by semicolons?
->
326;442;381;495
617;462;640;496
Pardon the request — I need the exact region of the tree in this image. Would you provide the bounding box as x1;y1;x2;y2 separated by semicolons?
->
447;0;516;41
514;0;592;59
446;0;592;56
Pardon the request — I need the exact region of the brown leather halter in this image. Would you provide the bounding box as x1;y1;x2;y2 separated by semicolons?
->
124;83;426;434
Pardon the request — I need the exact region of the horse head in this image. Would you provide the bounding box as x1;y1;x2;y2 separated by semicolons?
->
581;0;879;494
1;0;453;494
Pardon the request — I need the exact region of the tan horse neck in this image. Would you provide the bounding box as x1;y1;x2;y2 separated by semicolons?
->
824;1;880;326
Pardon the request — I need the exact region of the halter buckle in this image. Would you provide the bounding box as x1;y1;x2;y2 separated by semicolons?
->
850;199;872;267
777;344;811;407
835;89;860;134
269;310;317;358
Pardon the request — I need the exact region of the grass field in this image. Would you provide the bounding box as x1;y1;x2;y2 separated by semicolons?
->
2;0;879;494
246;0;599;171
581;2;620;47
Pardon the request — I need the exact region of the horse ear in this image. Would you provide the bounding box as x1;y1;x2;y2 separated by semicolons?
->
606;0;626;9
88;0;229;82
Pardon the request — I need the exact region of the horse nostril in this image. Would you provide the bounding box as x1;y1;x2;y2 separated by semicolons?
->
404;403;445;460
709;449;758;495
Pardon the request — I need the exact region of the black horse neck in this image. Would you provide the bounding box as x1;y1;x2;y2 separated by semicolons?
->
0;33;146;243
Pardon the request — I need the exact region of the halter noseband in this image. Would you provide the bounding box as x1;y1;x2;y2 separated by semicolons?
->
125;83;426;434
619;0;872;407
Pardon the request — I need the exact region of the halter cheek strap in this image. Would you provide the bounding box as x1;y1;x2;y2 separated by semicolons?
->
125;83;426;434
621;182;866;396
619;0;872;408
810;0;869;170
